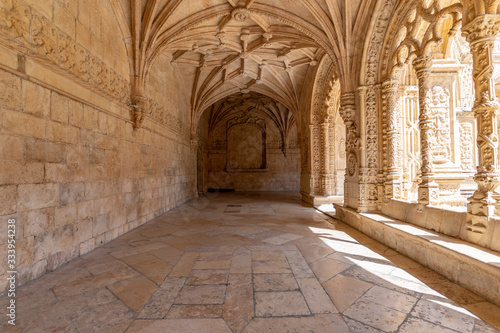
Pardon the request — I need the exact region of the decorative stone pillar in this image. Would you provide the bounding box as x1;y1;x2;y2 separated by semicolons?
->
462;15;500;237
130;93;148;130
413;55;440;205
381;79;402;200
321;121;333;196
308;124;319;195
339;92;360;209
357;85;378;212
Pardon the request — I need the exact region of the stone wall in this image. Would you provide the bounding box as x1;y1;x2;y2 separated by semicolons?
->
0;0;196;294
204;114;300;192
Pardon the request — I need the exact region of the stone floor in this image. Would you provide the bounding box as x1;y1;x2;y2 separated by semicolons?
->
2;192;500;333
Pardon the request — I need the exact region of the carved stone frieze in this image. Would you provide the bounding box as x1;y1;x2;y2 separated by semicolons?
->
31;14;58;64
149;99;190;137
0;1;130;103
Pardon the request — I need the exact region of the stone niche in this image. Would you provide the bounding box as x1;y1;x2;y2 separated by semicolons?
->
197;93;300;192
227;116;267;171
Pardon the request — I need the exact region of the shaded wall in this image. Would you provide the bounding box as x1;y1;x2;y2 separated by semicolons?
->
197;109;300;192
0;0;196;293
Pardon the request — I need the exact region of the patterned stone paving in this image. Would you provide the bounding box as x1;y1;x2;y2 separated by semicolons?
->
1;192;500;332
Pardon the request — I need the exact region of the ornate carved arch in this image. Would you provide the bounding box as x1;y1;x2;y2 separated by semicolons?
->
379;0;462;82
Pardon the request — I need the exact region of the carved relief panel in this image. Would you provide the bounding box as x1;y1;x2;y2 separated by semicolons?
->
429;85;452;164
458;119;476;171
425;61;465;171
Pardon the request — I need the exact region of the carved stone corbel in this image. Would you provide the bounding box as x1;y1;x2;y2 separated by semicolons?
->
130;93;148;130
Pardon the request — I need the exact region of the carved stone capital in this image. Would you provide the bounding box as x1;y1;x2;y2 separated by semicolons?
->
462;14;500;43
412;55;433;73
474;172;500;198
381;79;399;94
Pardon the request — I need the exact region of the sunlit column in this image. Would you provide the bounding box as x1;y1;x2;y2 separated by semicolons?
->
381;79;402;200
462;15;500;235
413;55;440;205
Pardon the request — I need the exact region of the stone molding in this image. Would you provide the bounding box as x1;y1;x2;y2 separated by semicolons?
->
0;1;129;104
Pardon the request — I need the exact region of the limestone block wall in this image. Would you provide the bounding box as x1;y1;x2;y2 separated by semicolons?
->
0;0;196;294
205;118;300;192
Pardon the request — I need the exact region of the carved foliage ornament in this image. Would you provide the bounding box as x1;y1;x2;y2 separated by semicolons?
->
462;15;500;42
430;86;452;163
389;2;462;78
149;99;189;137
131;95;149;130
0;2;129;103
460;122;475;170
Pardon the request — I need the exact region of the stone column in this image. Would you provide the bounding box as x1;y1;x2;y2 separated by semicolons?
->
381;79;402;200
357;85;377;212
462;15;500;236
321;121;333;196
413;55;440;205
339;92;360;208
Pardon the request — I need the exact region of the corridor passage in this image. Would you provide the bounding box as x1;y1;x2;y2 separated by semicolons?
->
2;192;499;332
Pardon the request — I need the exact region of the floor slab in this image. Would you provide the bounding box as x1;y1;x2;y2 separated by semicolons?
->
1;192;499;332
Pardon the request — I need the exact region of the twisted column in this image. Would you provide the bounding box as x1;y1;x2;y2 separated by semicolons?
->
462;15;500;235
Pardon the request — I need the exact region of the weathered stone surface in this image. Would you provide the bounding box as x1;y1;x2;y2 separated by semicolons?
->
174;285;227;305
2;3;500;333
223;274;253;333
255;291;310;317
1;193;500;332
18;183;59;210
107;276;158;312
26;139;66;163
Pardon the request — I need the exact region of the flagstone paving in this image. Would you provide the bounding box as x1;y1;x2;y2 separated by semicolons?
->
1;192;499;332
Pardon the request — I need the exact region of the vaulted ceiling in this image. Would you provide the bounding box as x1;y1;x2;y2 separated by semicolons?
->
113;0;377;122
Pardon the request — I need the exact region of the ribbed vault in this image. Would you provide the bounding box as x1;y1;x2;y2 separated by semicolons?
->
110;0;378;129
205;92;296;156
